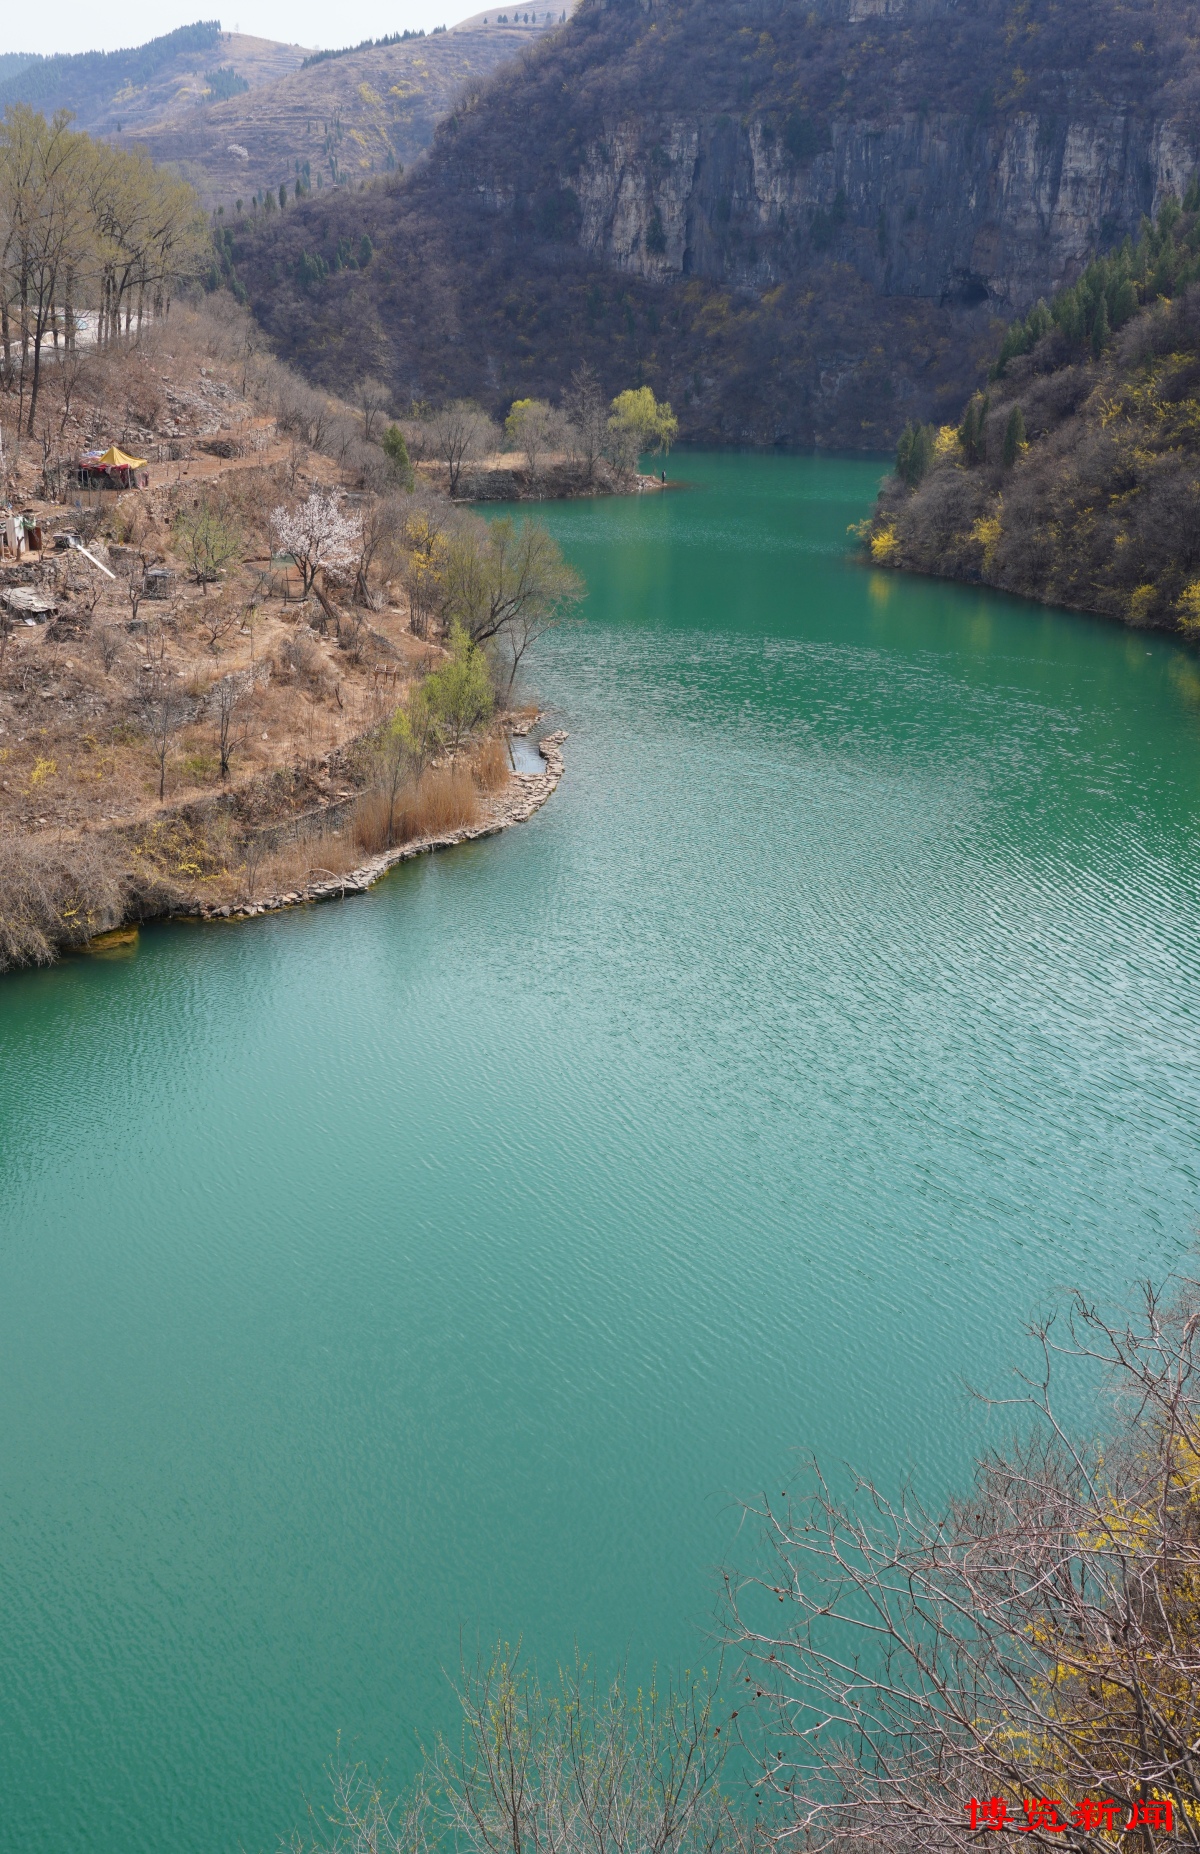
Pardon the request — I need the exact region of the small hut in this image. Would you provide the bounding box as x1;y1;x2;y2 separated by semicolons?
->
77;446;150;490
0;511;42;558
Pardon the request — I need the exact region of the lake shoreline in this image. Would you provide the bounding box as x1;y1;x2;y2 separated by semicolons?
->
174;730;568;928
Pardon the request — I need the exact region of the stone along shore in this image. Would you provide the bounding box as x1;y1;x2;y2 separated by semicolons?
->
192;731;568;923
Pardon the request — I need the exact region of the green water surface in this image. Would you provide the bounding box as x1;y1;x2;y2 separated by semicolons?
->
2;453;1200;1854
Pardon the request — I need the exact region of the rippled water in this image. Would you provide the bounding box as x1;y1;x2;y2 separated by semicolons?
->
2;453;1199;1854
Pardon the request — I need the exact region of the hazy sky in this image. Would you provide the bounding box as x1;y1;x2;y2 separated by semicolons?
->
18;0;465;57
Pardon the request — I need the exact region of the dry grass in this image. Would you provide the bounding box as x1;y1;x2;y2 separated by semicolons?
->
354;764;481;854
351;789;397;854
248;833;362;898
472;734;511;792
396;765;481;839
0;835;129;970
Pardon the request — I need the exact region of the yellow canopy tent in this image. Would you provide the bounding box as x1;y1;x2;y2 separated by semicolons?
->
95;446;148;471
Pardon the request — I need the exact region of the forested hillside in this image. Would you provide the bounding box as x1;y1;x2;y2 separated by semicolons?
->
862;196;1200;637
0;24;307;137
230;0;1200;448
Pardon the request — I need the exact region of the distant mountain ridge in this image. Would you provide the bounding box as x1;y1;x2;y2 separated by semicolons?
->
132;12;568;208
0;54;40;84
0;21;306;140
0;12;571;212
0;22;224;118
230;0;1200;450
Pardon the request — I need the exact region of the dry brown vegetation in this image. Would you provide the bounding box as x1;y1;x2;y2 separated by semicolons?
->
352;763;481;855
0;295;558;971
727;1272;1200;1854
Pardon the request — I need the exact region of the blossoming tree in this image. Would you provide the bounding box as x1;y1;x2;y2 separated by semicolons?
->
270;492;360;596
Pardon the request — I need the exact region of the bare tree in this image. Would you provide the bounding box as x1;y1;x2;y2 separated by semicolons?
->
239;827;267;901
352;491;408;607
498;589;575;705
209;667;255;779
124;550;149;627
564;363;609;489
55;344;90;435
95;623;122;673
356;376;391;445
286;436;306;492
73;559;104;622
292;1646;744;1854
196;598;238;655
726;1270;1200;1854
424;399;495;498
139;621;188;801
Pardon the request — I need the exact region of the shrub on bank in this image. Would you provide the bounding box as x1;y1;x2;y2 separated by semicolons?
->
861;194;1200;635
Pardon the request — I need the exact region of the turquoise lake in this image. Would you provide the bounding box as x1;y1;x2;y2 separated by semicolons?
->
2;452;1199;1852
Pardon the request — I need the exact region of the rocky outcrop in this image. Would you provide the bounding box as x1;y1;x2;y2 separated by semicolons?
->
238;0;1200;446
572;109;1196;318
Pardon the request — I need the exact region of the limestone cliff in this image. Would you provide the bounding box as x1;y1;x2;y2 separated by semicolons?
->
235;0;1200;448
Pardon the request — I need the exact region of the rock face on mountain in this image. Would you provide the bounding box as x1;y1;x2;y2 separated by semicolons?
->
573;109;1194;311
234;0;1200;448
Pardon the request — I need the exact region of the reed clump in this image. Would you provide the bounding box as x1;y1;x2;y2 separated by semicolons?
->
472;734;510;792
354;764;480;853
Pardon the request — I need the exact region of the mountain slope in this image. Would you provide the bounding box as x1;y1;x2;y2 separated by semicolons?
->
0;23;305;137
132;12;569;209
232;0;1200;449
860;200;1200;637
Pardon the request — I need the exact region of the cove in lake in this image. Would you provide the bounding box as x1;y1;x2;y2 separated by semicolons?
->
2;453;1199;1854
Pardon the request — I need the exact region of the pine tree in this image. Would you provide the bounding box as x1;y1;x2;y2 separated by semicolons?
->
1091;293;1110;359
1002;405;1026;468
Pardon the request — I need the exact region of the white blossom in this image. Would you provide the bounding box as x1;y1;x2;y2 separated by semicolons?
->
270;492;360;592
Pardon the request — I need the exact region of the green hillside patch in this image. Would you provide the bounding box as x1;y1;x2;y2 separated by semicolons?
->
0;20;221;115
862;194;1200;636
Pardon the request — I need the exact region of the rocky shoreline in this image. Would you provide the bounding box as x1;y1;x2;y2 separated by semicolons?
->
183;730;568;925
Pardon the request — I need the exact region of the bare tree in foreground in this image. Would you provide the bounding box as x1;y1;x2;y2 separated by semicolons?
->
291;1647;745;1854
726;1272;1200;1854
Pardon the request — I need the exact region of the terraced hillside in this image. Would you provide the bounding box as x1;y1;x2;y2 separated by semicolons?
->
132;11;570;209
0;24;305;138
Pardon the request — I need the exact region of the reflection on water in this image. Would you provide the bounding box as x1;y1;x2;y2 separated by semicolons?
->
2;454;1199;1854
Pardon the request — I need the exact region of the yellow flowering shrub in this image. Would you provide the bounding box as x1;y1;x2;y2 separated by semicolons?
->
970;512;1003;573
1177;580;1200;633
869;523;900;564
